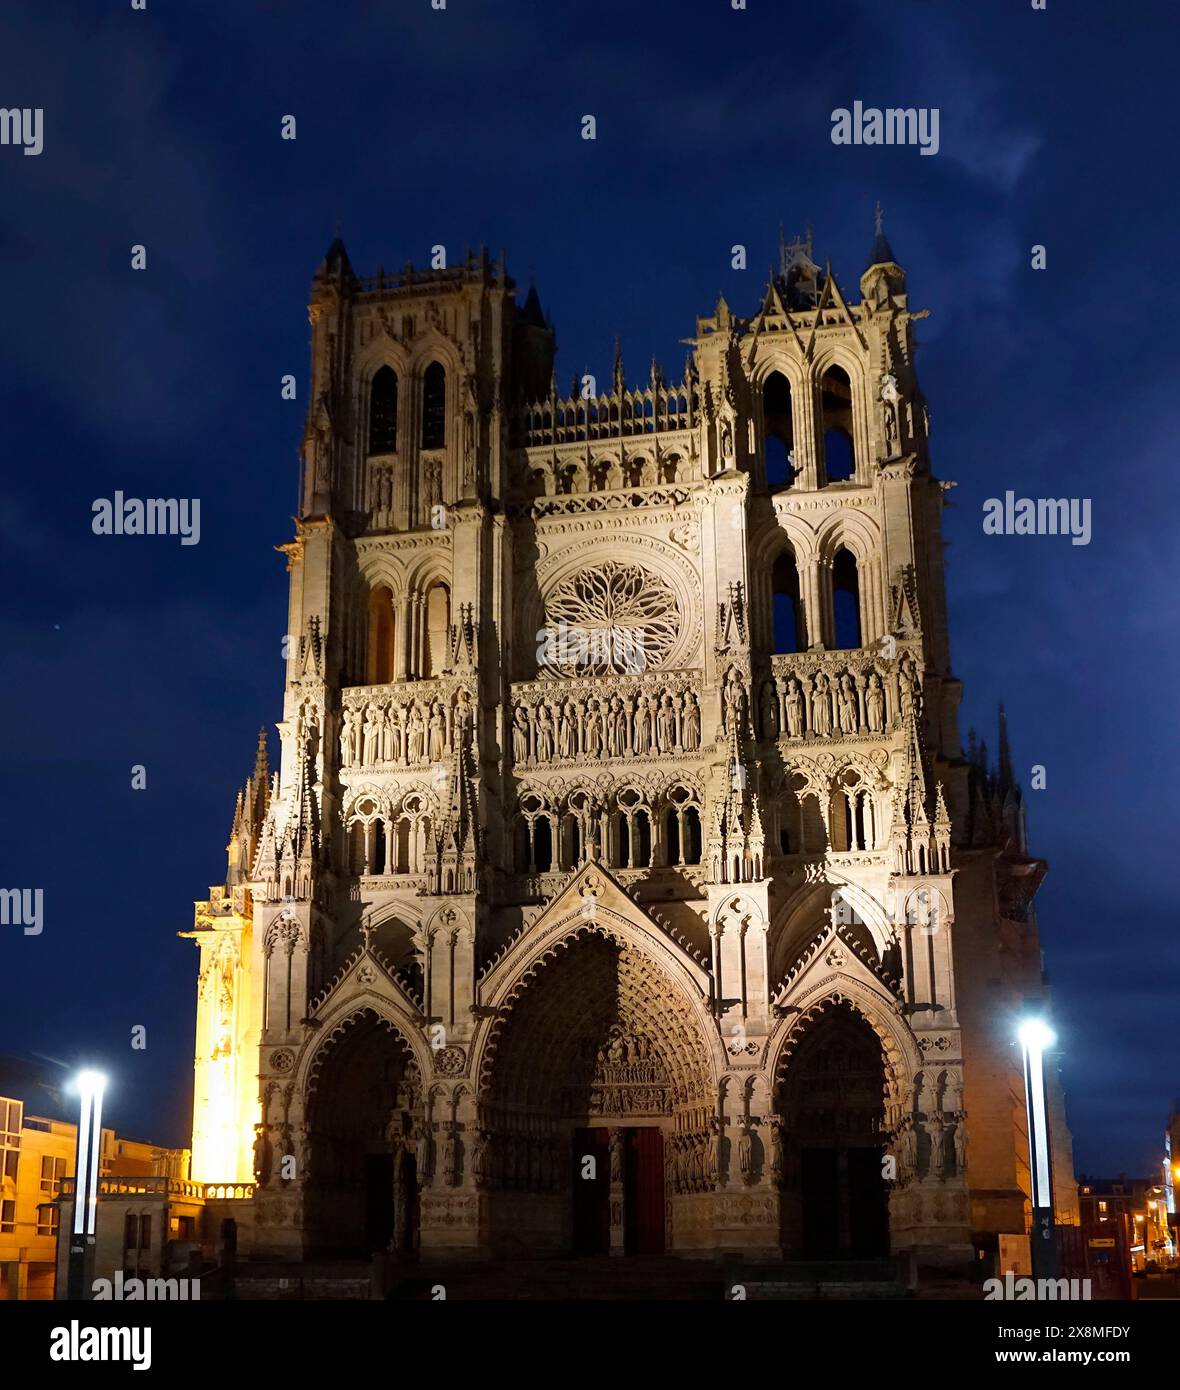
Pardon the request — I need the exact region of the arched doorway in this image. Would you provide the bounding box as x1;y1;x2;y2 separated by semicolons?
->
304;1010;423;1259
484;931;712;1256
777;1005;890;1259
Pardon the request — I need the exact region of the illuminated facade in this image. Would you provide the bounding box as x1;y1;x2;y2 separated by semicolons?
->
186;225;1076;1265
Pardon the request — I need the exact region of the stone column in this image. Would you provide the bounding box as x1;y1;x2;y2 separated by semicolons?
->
801;559;824;649
609;1128;626;1256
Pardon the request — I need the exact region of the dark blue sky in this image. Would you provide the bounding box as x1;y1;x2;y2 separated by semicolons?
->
1;1;1176;1175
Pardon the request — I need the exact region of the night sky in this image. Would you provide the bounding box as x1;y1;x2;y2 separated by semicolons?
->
1;1;1176;1176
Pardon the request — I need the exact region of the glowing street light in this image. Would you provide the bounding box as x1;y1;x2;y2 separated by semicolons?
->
1018;1016;1058;1281
66;1069;106;1301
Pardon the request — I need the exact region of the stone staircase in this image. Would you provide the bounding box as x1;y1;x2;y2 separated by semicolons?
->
226;1254;926;1300
725;1259;910;1300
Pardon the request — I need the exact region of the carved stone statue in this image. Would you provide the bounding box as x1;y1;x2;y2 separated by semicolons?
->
363;704;381;766
785;678;803;738
253;1124;272;1187
811;675;832;737
761;681;779;739
512;707;529;763
657;694;675;752
536;704;554;762
471;1131;488;1188
899;656;921;721
708;1117;724;1186
408;705;425;763
838;674;858;735
866;672;885;733
635;698;653;755
455;688;474;746
766;1118;783;1182
723;670;746;735
609;1128;624;1184
428;702;446;762
463;411;475;488
926;1114;947;1180
584;699;602;757
558;701;576;759
953;1114;968;1175
415;1126;432;1181
737;1125;753;1184
897;1119;918;1185
608;697;626;757
683;692;701;751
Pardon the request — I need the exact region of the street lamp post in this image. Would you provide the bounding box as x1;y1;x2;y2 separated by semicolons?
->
1018;1019;1058;1282
66;1070;106;1301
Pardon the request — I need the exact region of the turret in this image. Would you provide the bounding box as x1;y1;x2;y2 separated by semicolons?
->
859;203;907;306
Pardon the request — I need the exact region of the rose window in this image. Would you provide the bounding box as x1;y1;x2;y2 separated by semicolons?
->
541;561;680;676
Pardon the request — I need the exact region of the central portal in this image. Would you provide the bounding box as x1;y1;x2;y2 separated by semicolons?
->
570;1126;666;1255
486;930;711;1255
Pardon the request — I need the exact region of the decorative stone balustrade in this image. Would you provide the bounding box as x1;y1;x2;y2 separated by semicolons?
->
60;1177;255;1201
510;673;703;766
763;643;923;743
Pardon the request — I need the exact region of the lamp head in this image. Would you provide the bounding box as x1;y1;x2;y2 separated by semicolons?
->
1017;1019;1056;1053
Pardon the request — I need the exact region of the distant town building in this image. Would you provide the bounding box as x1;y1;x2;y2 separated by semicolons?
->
0;1058;187;1300
1078;1174;1174;1282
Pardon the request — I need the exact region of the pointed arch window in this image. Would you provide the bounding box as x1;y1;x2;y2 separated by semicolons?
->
763;371;794;488
772;548;803;653
422;362;446;449
422;582;450;679
369;367;398;454
832;548;862;649
820;365;855;483
367;585;396;685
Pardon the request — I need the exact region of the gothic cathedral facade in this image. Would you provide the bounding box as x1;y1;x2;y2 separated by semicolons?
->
185;226;1076;1266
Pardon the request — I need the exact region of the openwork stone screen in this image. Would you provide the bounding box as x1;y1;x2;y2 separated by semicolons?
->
539;561;680;677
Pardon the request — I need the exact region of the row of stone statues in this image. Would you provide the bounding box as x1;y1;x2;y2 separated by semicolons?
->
472;1131;565;1193
512;688;702;765
258;1112;966;1194
759;656;922;741
340;689;473;769
892;1111;967;1185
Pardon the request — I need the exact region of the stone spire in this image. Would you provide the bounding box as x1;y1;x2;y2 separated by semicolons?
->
860;203;906;303
227;730;272;887
997;703;1015;798
868;200;897;268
